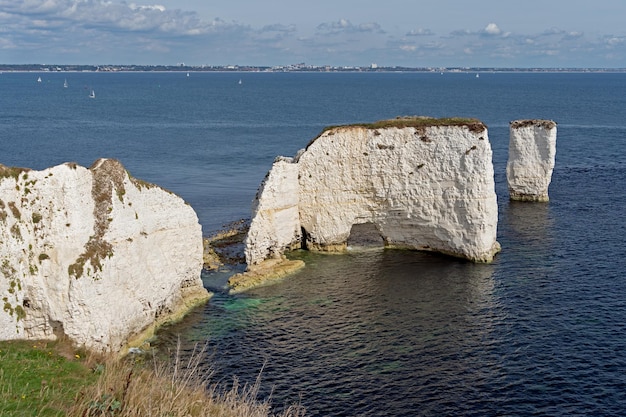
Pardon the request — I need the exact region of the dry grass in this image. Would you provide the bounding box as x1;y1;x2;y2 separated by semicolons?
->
68;341;305;417
304;116;487;150
0;164;29;180
348;116;486;131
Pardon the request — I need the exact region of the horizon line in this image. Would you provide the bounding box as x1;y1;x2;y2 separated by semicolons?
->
2;63;626;72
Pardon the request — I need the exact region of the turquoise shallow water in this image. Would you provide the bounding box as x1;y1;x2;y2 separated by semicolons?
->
2;71;626;415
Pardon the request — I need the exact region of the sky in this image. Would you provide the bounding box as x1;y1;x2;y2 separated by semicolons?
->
1;0;625;68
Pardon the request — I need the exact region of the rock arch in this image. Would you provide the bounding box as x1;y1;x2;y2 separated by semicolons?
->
244;117;501;267
346;222;385;249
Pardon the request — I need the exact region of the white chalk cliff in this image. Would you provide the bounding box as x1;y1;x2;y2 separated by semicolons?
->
507;119;557;202
0;159;209;352
245;117;501;267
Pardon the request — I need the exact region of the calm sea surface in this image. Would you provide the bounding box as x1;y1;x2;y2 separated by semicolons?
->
2;71;626;416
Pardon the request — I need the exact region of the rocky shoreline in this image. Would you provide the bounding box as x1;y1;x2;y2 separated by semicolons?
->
202;219;248;270
202;220;305;293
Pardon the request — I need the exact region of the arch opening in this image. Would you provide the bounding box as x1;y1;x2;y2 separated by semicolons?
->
346;222;385;249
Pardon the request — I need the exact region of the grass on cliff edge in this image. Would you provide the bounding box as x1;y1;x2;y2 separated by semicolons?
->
0;340;96;416
304;116;487;150
323;116;486;133
0;340;305;417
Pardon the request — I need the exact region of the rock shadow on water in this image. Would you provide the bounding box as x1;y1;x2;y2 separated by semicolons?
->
499;199;555;264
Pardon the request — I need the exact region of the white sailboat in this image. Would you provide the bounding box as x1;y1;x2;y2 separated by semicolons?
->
89;89;96;98
63;79;68;88
37;76;42;83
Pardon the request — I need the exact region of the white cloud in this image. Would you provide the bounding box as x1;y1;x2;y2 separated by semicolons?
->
449;29;473;37
604;36;625;47
261;24;297;33
358;22;383;33
316;19;383;34
0;0;240;35
0;1;624;67
483;23;502;36
406;28;434;37
565;31;583;39
256;24;297;42
129;3;166;12
316;18;351;33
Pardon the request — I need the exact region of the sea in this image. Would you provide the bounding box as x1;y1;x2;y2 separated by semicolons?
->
1;71;626;416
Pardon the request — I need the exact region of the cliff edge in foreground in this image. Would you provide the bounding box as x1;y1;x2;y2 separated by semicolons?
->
0;159;209;352
236;117;501;290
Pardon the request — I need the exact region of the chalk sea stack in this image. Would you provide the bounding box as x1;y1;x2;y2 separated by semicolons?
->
507;119;557;202
0;159;209;353
234;117;501;291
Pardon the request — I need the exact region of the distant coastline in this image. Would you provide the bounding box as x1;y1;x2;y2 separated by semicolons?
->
1;63;625;74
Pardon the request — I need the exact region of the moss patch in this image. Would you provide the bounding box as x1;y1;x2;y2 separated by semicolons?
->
306;116;486;150
7;202;20;220
510;119;557;129
68;159;128;279
0;165;30;181
347;116;486;132
32;212;42;224
9;223;22;240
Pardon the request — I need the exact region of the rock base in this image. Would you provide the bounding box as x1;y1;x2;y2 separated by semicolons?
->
228;257;305;293
124;287;211;354
509;191;550;202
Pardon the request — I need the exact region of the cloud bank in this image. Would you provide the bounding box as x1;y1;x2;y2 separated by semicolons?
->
0;0;624;67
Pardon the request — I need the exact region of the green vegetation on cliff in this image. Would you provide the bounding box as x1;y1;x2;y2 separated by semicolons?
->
0;340;95;416
325;116;485;132
305;116;487;150
0;340;305;417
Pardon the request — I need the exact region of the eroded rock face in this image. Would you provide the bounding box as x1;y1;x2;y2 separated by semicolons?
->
245;118;501;266
507;119;557;202
0;159;209;352
244;157;301;265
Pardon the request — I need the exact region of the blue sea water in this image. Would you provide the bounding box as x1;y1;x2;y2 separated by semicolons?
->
2;71;626;416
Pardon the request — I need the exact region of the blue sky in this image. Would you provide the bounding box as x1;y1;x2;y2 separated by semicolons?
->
1;0;625;67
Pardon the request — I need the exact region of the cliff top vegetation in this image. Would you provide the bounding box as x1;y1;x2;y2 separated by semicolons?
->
510;119;557;129
0;339;305;416
304;116;486;150
341;116;486;131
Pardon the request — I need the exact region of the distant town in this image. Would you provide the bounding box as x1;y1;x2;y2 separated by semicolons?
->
1;63;625;73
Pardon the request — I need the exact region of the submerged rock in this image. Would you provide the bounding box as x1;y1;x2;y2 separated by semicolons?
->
0;159;209;353
243;117;501;279
507;119;557;202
